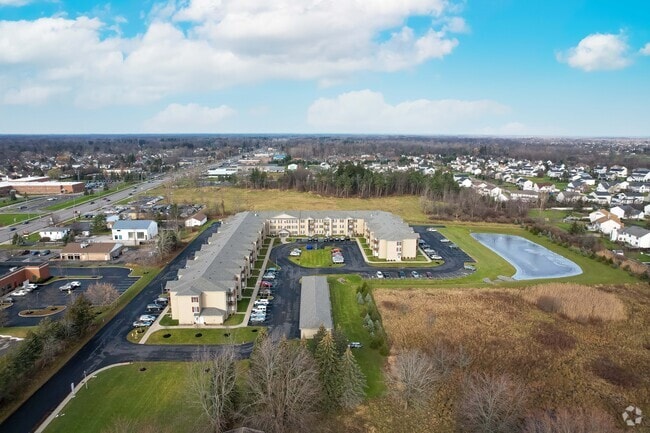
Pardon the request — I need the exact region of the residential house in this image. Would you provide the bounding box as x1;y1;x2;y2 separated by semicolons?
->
185;212;207;228
610;205;644;221
111;220;158;246
614;226;650;249
38;228;71;241
557;191;584;204
589;191;612;205
589;209;623;235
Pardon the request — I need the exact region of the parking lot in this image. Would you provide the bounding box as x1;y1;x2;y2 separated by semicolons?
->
2;266;139;327
263;229;475;337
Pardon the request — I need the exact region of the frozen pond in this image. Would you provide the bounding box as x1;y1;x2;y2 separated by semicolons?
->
471;233;582;280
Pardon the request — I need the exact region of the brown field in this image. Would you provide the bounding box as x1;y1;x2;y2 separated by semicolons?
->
521;283;627;323
156;186;432;224
366;284;650;433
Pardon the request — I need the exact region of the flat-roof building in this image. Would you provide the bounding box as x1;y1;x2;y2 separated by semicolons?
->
299;276;333;339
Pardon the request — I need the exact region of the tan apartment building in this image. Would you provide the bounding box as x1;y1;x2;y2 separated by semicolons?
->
167;210;418;326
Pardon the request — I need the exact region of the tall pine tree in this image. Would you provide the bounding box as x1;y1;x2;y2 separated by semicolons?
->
314;331;342;410
339;347;366;409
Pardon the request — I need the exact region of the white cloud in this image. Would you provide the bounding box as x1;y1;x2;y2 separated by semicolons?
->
3;85;67;105
557;32;631;71
0;0;31;6
142;103;236;133
0;0;465;107
640;42;650;56
307;90;509;134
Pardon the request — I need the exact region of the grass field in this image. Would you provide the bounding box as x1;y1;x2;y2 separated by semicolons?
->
44;362;203;433
328;275;385;397
0;213;30;226
289;246;344;268
367;284;650;433
146;326;262;344
151;186;432;224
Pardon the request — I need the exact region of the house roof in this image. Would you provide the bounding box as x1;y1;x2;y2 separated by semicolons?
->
61;242;122;254
620;226;650;238
299;276;333;331
112;220;156;230
188;212;206;221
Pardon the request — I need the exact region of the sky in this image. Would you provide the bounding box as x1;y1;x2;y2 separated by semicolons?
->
0;0;649;136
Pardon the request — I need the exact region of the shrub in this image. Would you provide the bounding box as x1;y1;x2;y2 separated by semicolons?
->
590;356;639;388
521;284;626;323
533;323;576;351
523;407;621;433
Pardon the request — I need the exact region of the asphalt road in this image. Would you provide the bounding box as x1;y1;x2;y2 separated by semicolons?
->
265;228;474;338
0;177;168;245
1;222;254;433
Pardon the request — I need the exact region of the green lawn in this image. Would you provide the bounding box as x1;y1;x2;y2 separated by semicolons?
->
0;326;36;338
0;198;25;208
0;213;30;226
237;298;250;312
224;314;245;326
328;275;385;397
146;326;261;344
43;185;128;211
158;314;178;326
289;246;344;268
44;362;202;433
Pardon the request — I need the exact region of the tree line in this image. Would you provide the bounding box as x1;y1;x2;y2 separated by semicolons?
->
241;163;460;199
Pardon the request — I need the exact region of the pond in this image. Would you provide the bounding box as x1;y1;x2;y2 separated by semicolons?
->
471;233;582;280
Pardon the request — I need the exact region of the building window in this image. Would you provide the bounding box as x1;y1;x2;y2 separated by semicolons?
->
191;296;199;303
192;306;200;313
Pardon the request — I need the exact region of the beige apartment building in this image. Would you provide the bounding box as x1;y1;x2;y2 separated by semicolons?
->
168;210;418;325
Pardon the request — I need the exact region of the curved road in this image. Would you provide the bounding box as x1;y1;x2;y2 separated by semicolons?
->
1;222;253;433
3;223;473;432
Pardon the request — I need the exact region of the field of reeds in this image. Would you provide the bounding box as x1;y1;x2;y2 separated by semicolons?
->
364;283;650;433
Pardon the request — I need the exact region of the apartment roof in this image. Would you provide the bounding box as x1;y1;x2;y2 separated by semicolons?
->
620;226;650;238
299;276;333;331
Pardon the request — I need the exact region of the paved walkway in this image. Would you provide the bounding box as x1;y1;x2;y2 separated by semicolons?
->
138;238;276;343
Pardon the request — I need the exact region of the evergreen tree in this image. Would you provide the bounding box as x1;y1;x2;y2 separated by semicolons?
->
331;325;349;357
64;294;94;338
314;332;342;410
339;347;366;409
309;324;328;352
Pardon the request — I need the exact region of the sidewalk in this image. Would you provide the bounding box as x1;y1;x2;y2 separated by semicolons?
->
138;238;276;344
35;363;132;433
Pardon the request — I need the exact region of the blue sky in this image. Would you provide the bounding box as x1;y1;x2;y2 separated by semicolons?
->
0;0;649;136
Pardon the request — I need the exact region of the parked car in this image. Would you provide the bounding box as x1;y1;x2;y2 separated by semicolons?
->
59;283;73;292
10;289;28;297
376;271;384;279
26;283;38;290
440;238;450;243
40;249;51;256
411;271;420;278
69;281;81;288
146;304;163;312
133;320;153;328
425;272;433;278
9;227;16;231
31;250;40;256
154;297;169;305
139;314;157;322
430;254;443;260
398;270;406;278
426;227;438;232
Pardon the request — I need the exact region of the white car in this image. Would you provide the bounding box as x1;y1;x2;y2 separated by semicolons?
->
69;281;81;288
26;283;38;290
10;289;28;297
426;227;437;232
59;283;73;292
376;271;384;279
139;314;157;322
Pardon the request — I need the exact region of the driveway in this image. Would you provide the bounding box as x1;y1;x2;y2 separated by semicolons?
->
265;229;474;338
1;222;255;433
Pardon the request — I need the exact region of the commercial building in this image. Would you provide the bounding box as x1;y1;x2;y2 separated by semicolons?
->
168;210;417;326
0;177;85;195
0;263;50;297
111;220;158;246
60;242;123;261
299;276;333;339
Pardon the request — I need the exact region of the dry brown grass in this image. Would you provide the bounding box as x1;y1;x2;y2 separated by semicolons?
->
521;284;627;323
365;284;650;433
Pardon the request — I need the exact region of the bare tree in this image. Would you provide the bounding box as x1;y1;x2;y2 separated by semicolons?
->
522;407;622;433
244;336;322;433
85;282;120;306
457;373;527;433
387;349;444;410
187;347;238;433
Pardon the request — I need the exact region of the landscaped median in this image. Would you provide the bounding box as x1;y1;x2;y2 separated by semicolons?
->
289;246;345;268
144;327;264;344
